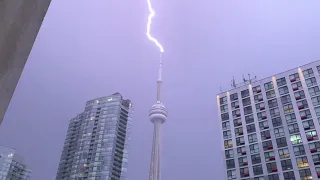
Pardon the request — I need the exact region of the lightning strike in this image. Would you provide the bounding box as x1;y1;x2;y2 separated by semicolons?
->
146;0;164;53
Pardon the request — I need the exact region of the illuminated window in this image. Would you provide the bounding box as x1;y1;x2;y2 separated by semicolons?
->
283;104;294;114
278;148;290;159
299;168;312;180
290;134;302;145
224;140;233;149
296;156;309;168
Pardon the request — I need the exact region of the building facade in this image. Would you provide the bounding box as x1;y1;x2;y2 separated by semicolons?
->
217;61;320;180
0;145;32;180
56;93;133;180
0;0;51;124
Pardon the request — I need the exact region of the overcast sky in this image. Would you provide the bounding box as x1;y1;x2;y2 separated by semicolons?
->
1;0;320;179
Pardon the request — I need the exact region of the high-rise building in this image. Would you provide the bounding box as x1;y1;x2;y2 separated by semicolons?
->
56;93;133;180
0;0;51;124
0;145;32;180
217;60;320;180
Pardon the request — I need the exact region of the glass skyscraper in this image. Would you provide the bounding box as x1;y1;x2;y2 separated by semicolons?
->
56;93;133;180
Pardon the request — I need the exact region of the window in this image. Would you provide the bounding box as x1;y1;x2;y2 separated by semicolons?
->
283;104;294;114
221;113;229;121
250;143;259;154
220;96;227;105
255;102;265;111
297;99;309;110
236;137;245;146
235;127;244;136
266;162;277;173
237;146;246;156
227;170;236;179
281;159;293;171
293;145;305;156
257;111;267;121
283;171;295;180
264;151;275;162
242;97;251;106
261;130;271;140
224;139;233;149
277;77;287;87
262;140;273;150
294;90;305;100
264;82;274;91
231;101;239;110
274;127;285;138
270;108;280;117
230;93;238;101
312;154;320;166
279;86;289;95
312;96;320;106
245;114;254;124
232;110;241;118
241;89;250;98
299;169;312;180
279;148;290;159
222;121;230;130
289;73;300;82
259;121;269;130
317;65;320;74
309;142;320;153
276;137;287;148
251;154;261;164
248;134;258;143
290;134;302;145
223;130;232;139
266;90;276;99
253;165;263;175
268;99;278;108
247;124;256;133
268;174;280;180
281;94;292;104
272;117;282;127
309;86;320;97
300;109;312;120
302;120;315;130
254;177;264;180
240;167;249;178
292;82;302;91
233;118;242;127
285;113;296;124
303;68;314;78
238;156;248;167
225;149;234;159
305;130;318;142
226;159;235;169
296;156;309;168
220;104;228;113
244;106;253;115
288;123;300;134
254;94;263;103
306;77;317;87
315;106;320;117
316;167;320;177
252;85;262;94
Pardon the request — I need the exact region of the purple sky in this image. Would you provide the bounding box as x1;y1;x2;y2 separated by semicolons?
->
1;0;320;179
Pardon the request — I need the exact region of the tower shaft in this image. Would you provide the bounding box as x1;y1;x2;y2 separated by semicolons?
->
149;120;161;180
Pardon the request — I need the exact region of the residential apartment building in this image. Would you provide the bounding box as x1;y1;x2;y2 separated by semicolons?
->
56;93;133;180
0;145;32;179
217;61;320;180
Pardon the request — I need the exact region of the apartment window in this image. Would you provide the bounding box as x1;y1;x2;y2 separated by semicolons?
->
227;170;236;179
309;86;320;97
224;139;233;149
277;77;287;87
266;90;276;99
242;97;251;106
248;134;258;143
247;124;256;133
281;94;292;104
289;73;300;82
252;85;262;94
312;154;320;166
230;93;238;101
274;127;285;138
281;159;293;171
254;177;264;180
279;148;290;159
283;171;295;180
226;159;235;169
237;146;246;156
261;130;271;140
306;77;317;87
296;156;309;168
255;102;265;111
285;113;297;124
251;154;261;164
259;121;269;130
265;151;275;162
265;82;274;91
288;123;299;134
292;81;302;91
262;140;273;150
221;113;229;121
299;169;312;180
303;68;314;78
293;145;305;156
290;134;302;145
272;117;282;127
297;99;309;110
232;109;241;118
220;96;227;105
315;106;320;117
266;162;278;173
222;121;230;130
300;109;312;120
231;101;239;110
312;96;320;106
270;108;280;117
220;104;228;113
240;167;249;178
316;167;320;177
268;99;278;108
250;144;260;154
253;165;263;175
238;156;248;167
276;137;288;148
244;106;253;115
236;137;245;146
245;114;254;124
241;89;250;98
302;120;315;130
257;111;267;121
233;118;242;127
225;149;234;159
254;94;264;103
279;86;289;95
309;142;320;153
223;130;232;139
305;130;318;142
269;174;280;180
294;90;306;100
283;104;294;114
235;127;244;136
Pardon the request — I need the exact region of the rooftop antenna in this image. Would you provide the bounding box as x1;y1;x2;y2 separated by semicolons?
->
242;74;247;83
231;76;236;88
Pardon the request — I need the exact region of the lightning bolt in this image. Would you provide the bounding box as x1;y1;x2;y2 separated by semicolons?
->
146;0;164;53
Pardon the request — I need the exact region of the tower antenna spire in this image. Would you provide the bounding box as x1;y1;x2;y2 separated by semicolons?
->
157;53;163;103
